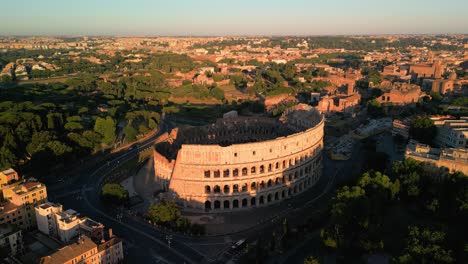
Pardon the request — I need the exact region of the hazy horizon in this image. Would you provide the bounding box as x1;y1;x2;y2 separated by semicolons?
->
1;0;468;36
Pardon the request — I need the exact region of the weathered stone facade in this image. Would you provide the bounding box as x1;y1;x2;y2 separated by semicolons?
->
154;104;325;211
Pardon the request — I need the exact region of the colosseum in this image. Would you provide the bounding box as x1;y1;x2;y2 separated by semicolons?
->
153;104;324;211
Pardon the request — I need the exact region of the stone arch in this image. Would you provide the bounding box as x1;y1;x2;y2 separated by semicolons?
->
233;184;239;193
267;194;272;202
205;185;211;194
214;200;221;209
259;165;265;173
242;167;248;176
293;185;298;193
288;174;292;182
223;169;230;177
268;164;272;172
233;168;239;177
223;185;230;194
251;182;257;190
233;200;239;208
294;171;298;179
259;181;265;189
267;179;273;187
251;197;256;206
223;200;230;209
241;183;248;192
275;177;281;185
275;192;279;200
259;196;265;205
242;198;248;207
205;201;211;210
251;166;256;174
214;170;220;178
214;185;221;193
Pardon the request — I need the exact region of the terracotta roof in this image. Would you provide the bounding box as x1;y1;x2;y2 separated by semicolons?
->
40;236;97;264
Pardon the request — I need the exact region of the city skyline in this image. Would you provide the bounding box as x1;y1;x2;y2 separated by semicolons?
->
2;0;468;36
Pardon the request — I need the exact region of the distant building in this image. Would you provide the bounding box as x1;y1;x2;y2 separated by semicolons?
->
392;118;412;139
409;62;444;81
432;117;468;148
405;140;468;175
376;83;422;105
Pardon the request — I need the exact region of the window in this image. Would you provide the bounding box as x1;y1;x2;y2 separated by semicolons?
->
242;168;248;176
204;171;210;178
214;170;220;178
223;169;230;177
253;151;256;155
251;167;256;174
233;169;239;177
234;152;238;157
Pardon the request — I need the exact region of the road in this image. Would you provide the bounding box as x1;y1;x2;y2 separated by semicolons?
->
48;117;355;264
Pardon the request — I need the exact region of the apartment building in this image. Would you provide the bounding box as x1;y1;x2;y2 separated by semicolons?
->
40;233;124;264
35;202;104;243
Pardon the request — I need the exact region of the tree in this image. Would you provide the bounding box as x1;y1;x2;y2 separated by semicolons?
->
94;117;116;145
101;183;128;205
123;125;137;142
147;201;181;224
304;256;320;264
409;117;437;145
1;75;12;83
398;226;454;263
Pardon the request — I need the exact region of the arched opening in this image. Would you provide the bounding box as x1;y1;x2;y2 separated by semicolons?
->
288;174;292;182
259;196;265;205
294;185;298;193
294;171;298;179
275;192;279;200
242;199;248;207
205;185;211;194
241;183;248;192
214;185;221;193
242;167;248;176
260;165;265;173
233;200;239;208
251;182;257;190
233;184;239;193
204;170;210;178
259;181;265;189
251;167;256;174
205;201;211;210
223;200;230;209
275;178;281;185
214;200;221;209
223;185;230;194
275;162;279;169
267;194;272;202
233;169;239;177
282;190;285;198
251;197;256;206
288;188;292;196
267;179;272;187
214;170;220;178
268;164;272;172
223;169;230;177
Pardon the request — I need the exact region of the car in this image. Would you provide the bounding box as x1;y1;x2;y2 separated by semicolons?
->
231;239;245;250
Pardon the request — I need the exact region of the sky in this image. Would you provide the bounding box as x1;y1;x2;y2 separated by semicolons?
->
1;0;467;36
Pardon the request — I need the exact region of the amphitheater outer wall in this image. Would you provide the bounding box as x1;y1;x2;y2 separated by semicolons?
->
156;116;325;211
